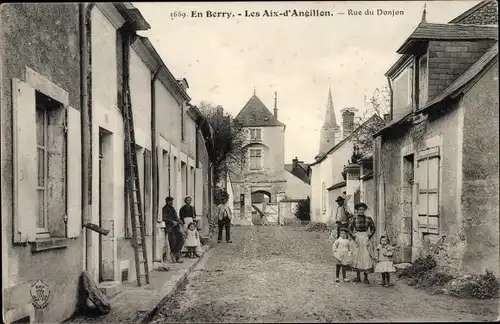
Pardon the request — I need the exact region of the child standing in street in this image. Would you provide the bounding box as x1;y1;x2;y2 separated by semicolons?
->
375;235;396;287
184;222;200;259
332;228;354;283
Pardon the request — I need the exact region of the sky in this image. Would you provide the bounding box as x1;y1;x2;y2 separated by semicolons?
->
133;1;480;163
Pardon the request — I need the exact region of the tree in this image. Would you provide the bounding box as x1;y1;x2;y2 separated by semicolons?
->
198;101;246;186
294;197;311;221
351;85;391;157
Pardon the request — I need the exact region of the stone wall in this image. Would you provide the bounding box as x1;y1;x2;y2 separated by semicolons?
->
1;4;84;323
427;40;497;101
460;62;499;276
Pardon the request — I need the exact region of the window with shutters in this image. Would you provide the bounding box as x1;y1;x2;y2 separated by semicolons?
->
416;146;440;234
35;91;67;239
12;74;81;244
249;128;262;141
181;103;185;141
249;148;263;170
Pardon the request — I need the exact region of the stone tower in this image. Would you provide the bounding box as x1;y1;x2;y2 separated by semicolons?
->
318;88;340;155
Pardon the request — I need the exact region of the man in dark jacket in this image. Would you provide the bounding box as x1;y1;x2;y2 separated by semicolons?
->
162;196;184;263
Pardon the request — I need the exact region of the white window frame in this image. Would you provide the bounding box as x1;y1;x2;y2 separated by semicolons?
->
392;63;413;110
36;106;49;236
418;53;429;109
416;146;440;234
249;148;263;170
249;128;263;141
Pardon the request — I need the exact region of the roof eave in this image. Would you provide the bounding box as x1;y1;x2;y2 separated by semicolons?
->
114;2;151;31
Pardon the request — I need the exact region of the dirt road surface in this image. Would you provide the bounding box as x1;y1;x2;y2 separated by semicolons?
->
149;226;499;323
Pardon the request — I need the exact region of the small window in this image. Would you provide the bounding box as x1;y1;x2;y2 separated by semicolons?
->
249;148;263;170
418;53;429;108
249;128;262;140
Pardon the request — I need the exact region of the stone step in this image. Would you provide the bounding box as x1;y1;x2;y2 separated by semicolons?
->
98;281;122;299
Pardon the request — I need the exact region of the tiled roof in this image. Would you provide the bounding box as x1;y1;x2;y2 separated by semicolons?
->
234;95;285;127
449;0;496;23
376;42;498;136
285;163;311;184
310;114;384;166
421;42;498;111
397;23;498;54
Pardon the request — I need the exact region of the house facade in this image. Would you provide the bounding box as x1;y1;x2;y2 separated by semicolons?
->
1;3;214;323
280;158;311;225
231;92;286;225
373;1;498;275
310;107;384;224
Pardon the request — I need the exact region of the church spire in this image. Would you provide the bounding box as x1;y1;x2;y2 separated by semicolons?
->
421;3;427;23
324;87;338;127
318;87;341;156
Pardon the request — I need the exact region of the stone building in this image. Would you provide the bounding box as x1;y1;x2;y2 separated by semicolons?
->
230;92;286;225
1;3;214;323
372;1;498;276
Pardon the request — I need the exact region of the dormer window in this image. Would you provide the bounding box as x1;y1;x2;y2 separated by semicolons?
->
249;128;262;141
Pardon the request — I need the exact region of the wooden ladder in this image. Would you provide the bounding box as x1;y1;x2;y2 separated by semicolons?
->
123;85;150;286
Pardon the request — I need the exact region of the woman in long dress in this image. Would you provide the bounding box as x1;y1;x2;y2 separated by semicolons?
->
349;202;377;284
179;196;202;257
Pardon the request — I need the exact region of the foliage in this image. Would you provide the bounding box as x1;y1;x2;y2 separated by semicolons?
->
305;222;329;232
397;255;437;279
198;101;246;185
351;86;391;156
213;187;229;205
445;270;500;300
294;197;311;221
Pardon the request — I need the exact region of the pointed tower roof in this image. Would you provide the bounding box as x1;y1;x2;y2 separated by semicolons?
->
234;94;285;127
324;88;339;127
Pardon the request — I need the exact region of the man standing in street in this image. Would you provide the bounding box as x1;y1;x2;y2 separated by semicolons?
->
216;196;232;243
162;196;185;263
332;196;353;238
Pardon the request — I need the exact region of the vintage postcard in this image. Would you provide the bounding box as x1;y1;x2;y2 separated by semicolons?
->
1;1;499;323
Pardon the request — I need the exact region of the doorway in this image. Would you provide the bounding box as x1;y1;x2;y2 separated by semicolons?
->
402;153;415;263
98;128;114;282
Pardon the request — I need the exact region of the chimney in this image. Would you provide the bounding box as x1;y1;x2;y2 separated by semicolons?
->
383;113;391;123
177;78;189;91
216;105;224;117
292;157;298;168
273;91;278;119
340;107;357;139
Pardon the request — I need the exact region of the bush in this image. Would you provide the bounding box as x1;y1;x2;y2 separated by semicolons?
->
214;187;229;205
398;255;437;279
445;270;500;300
305;222;329;232
294;197;310;221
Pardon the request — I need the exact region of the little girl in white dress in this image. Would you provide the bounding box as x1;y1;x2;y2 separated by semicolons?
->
375;235;396;287
332;228;354;282
184;222;200;259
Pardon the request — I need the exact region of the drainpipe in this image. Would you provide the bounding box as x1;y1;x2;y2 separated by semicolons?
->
151;66;161;262
81;2;95;272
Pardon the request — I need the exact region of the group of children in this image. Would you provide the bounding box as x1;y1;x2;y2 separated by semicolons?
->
330;227;396;287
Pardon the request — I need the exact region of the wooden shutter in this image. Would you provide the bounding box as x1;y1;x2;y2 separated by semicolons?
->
195;168;203;216
417;147;440;234
66;107;82;238
12;79;37;243
144;149;152;235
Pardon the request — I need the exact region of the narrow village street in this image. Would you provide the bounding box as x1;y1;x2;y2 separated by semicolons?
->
149;226;498;323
